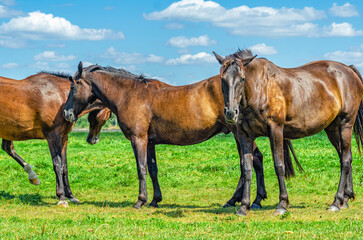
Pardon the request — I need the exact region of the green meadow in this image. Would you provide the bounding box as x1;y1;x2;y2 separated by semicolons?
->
0;129;362;239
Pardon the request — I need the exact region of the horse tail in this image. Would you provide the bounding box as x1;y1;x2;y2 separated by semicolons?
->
283;139;304;178
349;65;363;155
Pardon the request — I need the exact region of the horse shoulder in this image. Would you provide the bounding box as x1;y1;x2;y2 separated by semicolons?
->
264;74;287;124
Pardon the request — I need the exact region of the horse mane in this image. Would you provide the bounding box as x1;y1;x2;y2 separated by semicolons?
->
84;65;151;83
38;71;72;79
226;48;254;61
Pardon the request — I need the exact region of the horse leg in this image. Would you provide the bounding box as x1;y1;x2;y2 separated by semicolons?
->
269;124;289;215
147;144;162;208
61;135;79;204
131;135;148;209
223;137;244;208
235;133;255;216
328;126;354;211
325;125;353;210
46;133;68;207
224;140;266;209
251;144;267;209
1;139;41;185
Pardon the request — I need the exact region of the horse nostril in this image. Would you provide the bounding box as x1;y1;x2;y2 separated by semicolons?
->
234;109;238;115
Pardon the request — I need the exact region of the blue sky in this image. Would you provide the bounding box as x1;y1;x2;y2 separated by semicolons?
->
0;0;362;85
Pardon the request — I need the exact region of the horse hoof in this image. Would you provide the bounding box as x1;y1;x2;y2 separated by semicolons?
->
29;178;41;185
223;202;235;208
251;203;262;209
328;205;340;212
149;201;159;208
69;197;80;204
340;203;349;209
275;208;287;215
134;200;146;209
236;206;247;216
134;204;142;209
58;200;69;208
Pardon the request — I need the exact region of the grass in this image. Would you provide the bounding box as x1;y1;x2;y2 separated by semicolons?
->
0;131;362;239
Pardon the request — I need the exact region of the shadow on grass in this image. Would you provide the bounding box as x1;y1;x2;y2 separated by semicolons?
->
81;200;135;208
156;203;217;209
0;191;49;206
153;202;237;217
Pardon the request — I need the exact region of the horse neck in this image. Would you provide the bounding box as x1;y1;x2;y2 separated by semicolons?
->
240;62;266;110
88;73;139;113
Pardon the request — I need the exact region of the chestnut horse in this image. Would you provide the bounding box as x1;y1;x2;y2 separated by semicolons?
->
87;106;112;145
63;62;301;209
0;72;110;207
213;49;363;215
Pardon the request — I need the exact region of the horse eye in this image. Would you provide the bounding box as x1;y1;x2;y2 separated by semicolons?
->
240;77;246;82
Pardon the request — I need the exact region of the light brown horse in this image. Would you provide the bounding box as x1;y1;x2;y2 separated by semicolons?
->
0;72;110;207
87;107;112;145
213;49;363;215
63;62;301;209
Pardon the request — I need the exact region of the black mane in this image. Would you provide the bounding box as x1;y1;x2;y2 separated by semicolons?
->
226;48;254;60
39;71;72;79
84;65;151;83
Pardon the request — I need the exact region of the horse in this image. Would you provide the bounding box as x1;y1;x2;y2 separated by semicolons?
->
63;62;301;209
87;106;112;145
213;49;363;215
0;72;110;207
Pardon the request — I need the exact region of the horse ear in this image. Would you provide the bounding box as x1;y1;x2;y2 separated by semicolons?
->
78;61;83;76
243;55;257;67
213;51;225;65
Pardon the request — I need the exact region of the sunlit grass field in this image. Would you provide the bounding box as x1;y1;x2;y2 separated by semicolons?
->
0;131;362;239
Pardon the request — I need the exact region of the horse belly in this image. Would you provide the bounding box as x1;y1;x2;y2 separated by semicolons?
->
0;108;44;140
284;112;338;139
149;119;222;145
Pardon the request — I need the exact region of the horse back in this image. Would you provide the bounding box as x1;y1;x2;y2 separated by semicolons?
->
0;74;72;140
143;76;227;145
259;60;363;138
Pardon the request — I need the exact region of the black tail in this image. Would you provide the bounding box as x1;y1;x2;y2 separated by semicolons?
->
283;139;304;178
349;65;363;154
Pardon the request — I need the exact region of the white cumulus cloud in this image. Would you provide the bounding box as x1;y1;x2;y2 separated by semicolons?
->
167;35;216;48
324;49;363;63
165;52;216;65
1;62;18;69
144;0;326;37
0;11;124;40
101;47;164;65
249;43;277;55
0;4;23;18
0;0;16;6
329;3;359;17
33;51;76;62
324;45;363;70
322;22;363;37
0;36;25;48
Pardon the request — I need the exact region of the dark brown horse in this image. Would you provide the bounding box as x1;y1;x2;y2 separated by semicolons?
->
63;62;301;209
213;49;363;215
0;73;110;207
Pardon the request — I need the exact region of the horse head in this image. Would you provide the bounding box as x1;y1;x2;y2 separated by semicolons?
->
64;61;97;123
213;50;257;123
87;108;112;144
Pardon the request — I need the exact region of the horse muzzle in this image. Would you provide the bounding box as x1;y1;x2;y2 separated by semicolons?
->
86;134;99;145
63;109;77;123
224;107;239;123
